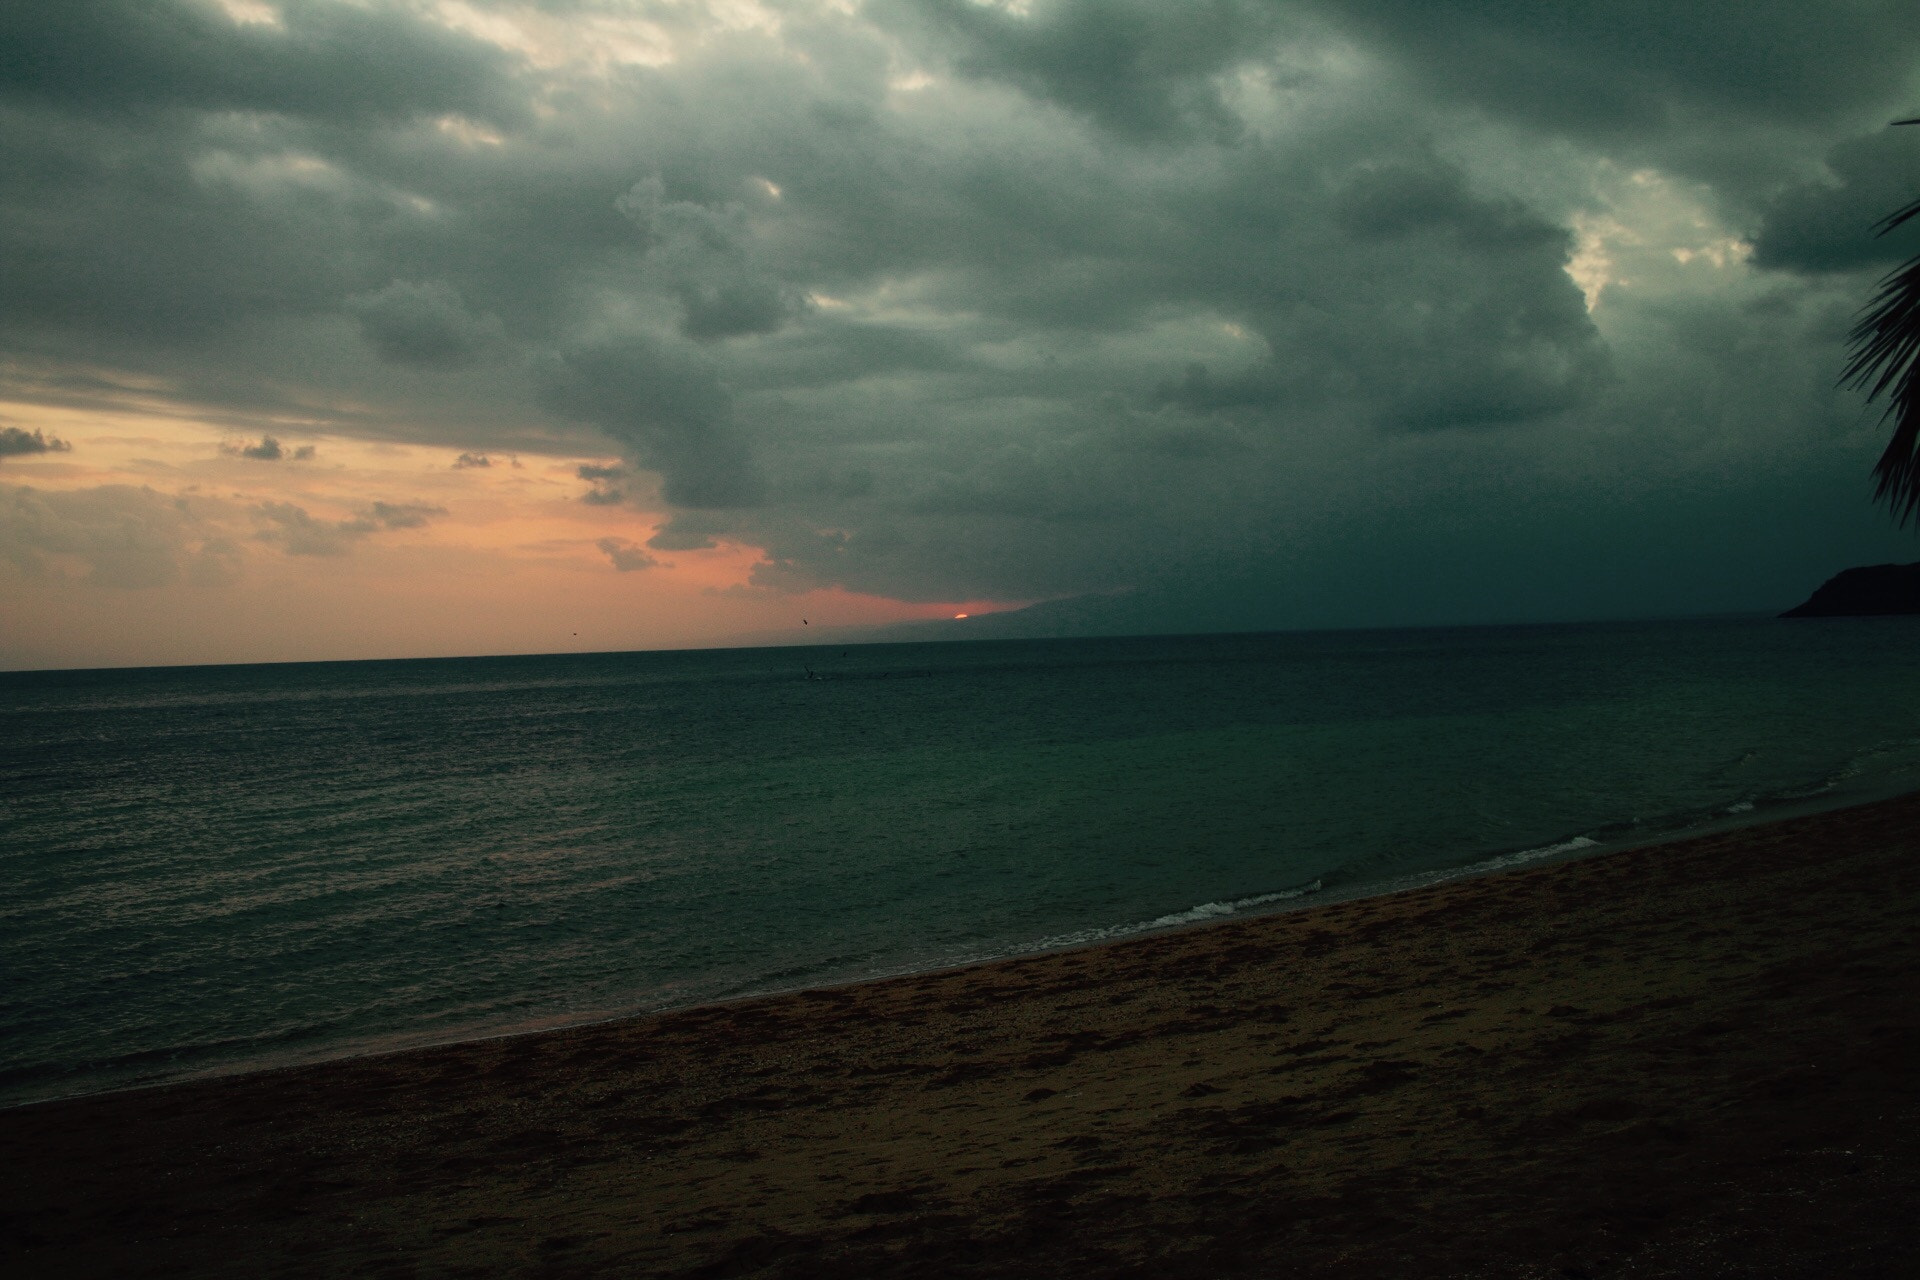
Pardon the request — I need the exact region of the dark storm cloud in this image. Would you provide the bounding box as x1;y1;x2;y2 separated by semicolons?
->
646;514;722;552
0;427;70;457
538;337;761;508
880;0;1279;142
0;0;516;124
349;280;500;368
1752;129;1920;273
1298;152;1608;432
4;0;1920;626
1300;1;1920;150
617;176;810;342
0;1;609;393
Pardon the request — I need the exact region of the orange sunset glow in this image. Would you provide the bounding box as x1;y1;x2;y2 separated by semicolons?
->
0;397;1005;669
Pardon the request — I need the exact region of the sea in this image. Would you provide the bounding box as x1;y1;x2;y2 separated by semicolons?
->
4;615;1918;1108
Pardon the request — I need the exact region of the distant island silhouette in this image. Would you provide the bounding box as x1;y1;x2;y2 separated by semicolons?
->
1781;562;1920;617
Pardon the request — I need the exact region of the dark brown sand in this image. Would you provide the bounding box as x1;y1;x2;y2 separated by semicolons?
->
5;795;1920;1279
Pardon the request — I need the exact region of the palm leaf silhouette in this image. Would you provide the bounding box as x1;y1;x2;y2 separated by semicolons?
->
1843;118;1920;524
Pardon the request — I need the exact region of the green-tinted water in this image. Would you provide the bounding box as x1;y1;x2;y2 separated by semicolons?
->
3;617;1917;1105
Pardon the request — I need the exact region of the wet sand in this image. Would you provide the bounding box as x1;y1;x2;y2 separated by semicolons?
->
4;793;1919;1278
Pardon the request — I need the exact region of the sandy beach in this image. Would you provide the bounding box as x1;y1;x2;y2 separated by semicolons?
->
4;793;1918;1278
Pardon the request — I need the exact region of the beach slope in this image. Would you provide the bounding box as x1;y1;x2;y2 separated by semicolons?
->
4;795;1919;1278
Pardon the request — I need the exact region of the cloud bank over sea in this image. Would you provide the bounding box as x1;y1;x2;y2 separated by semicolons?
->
3;1;1920;664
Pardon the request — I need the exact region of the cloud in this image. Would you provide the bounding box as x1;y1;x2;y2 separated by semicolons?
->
647;514;722;551
595;535;660;572
252;500;367;555
0;2;534;362
368;500;446;529
349;280;500;368
0;0;518;124
3;1;1920;633
538;336;761;508
1298;0;1920;190
575;461;625;504
617;176;810;342
0;427;71;457
0;483;231;587
1752;128;1920;274
1327;154;1610;432
881;0;1281;142
221;435;313;461
253;497;443;554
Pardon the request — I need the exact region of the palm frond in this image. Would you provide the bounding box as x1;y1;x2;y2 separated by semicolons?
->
1845;117;1920;525
1846;253;1920;524
1875;193;1920;236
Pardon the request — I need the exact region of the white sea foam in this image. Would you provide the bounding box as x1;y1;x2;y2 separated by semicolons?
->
1034;882;1324;951
1463;835;1601;876
1322;833;1610;908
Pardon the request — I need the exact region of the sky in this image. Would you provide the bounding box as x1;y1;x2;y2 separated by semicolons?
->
3;0;1920;669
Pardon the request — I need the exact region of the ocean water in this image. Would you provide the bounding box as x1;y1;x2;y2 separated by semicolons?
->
3;616;1919;1107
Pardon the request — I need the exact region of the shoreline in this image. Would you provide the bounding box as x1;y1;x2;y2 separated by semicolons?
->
5;790;1919;1276
11;773;1910;1117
